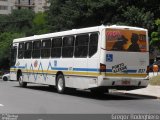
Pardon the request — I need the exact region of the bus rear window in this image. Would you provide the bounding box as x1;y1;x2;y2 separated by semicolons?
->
106;28;147;52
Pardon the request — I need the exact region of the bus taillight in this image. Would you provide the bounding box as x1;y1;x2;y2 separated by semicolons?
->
100;63;106;72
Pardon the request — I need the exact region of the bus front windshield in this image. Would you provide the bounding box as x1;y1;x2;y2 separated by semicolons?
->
106;28;147;52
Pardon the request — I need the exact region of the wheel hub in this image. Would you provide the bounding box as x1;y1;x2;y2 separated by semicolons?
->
58;78;63;91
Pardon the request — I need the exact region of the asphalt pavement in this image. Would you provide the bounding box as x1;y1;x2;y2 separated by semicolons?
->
0;79;160;114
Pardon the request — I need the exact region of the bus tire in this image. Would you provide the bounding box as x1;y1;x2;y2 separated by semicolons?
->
56;74;65;94
18;73;27;87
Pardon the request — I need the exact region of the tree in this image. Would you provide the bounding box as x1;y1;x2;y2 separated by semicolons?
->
0;9;50;70
47;0;118;32
0;32;24;70
47;0;156;33
32;12;49;35
0;9;35;34
10;9;35;34
120;6;154;31
150;19;160;49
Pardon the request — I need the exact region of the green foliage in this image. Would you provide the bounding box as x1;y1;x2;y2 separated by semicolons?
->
33;12;47;26
0;32;24;69
0;9;35;33
47;0;156;32
121;6;154;31
0;9;49;69
150;19;160;48
47;0;118;31
155;19;160;36
0;32;24;58
32;12;49;35
155;19;160;26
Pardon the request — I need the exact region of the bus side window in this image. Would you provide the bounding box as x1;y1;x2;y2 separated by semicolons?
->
89;33;98;57
41;39;51;58
32;40;41;58
51;37;62;58
18;43;24;59
75;34;89;58
62;36;75;58
24;42;32;58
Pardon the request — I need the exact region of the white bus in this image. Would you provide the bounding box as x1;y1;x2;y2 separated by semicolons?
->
10;25;149;94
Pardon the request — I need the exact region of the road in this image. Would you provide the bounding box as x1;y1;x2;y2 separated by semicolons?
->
0;79;160;114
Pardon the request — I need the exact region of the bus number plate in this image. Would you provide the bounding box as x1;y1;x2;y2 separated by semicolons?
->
122;80;130;85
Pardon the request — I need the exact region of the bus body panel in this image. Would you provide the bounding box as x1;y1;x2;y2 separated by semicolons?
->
10;25;149;90
97;27;149;89
97;51;149;88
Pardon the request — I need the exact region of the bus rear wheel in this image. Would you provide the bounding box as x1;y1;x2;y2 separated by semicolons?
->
18;74;27;87
56;74;66;94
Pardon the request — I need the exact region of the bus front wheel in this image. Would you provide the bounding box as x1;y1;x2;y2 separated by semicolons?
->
56;74;66;94
18;74;27;87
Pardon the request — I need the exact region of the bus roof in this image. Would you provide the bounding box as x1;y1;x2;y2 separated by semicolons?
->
13;25;147;43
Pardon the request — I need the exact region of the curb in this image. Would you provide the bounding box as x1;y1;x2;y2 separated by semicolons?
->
114;90;160;99
124;92;159;99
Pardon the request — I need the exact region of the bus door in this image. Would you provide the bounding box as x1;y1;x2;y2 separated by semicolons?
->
10;43;18;80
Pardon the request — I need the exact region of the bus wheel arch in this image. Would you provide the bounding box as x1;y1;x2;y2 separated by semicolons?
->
56;71;66;94
17;69;27;87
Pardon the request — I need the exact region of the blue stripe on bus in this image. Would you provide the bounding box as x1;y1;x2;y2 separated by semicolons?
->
127;70;137;73
10;66;25;69
106;69;137;73
11;66;137;73
73;68;98;72
106;69;112;72
51;67;68;71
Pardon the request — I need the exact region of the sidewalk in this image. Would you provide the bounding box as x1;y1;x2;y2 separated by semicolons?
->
115;73;160;99
119;85;160;99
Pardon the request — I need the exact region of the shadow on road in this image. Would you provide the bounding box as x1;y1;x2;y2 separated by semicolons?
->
14;85;157;101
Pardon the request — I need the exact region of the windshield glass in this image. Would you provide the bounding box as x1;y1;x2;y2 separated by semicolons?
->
106;28;147;52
